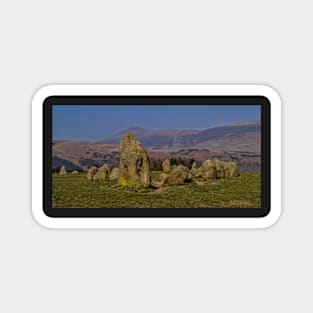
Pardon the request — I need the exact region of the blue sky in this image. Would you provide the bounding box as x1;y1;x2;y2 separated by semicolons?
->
52;105;261;141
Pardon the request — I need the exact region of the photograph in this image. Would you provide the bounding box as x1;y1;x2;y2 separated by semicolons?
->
3;0;307;310
52;104;261;209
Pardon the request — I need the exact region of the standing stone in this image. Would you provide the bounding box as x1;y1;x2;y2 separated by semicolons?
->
59;165;67;175
87;166;98;180
93;164;110;182
223;162;230;178
158;173;169;182
151;172;169;188
118;132;150;187
227;162;240;177
214;159;226;179
162;159;171;174
163;165;192;186
72;170;79;175
191;162;202;178
109;167;119;180
194;167;203;178
191;162;197;172
201;159;216;179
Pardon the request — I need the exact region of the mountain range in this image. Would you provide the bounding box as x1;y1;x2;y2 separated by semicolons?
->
53;120;261;172
103;120;261;153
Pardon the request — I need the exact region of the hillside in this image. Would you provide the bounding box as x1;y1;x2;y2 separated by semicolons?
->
103;126;200;149
53;120;261;172
103;121;260;152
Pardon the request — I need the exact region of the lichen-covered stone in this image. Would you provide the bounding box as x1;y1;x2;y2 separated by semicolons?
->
72;170;79;175
214;159;226;179
59;166;67;175
163;165;192;186
151;172;169;188
191;162;197;172
109;167;119;180
226;162;240;177
223;162;230;178
162;159;171;174
87;166;98;180
201;159;216;179
118;132;150;187
191;162;202;178
158;173;168;182
193;167;202;178
93;164;110;182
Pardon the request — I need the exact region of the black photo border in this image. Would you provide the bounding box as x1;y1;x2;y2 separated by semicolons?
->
43;96;270;218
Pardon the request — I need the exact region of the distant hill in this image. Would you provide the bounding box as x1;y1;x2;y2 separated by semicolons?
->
103;126;199;149
52;157;82;172
52;142;260;172
52;141;119;170
103;121;260;153
53;120;261;172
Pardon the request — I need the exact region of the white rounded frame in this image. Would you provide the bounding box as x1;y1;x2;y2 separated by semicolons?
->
32;85;282;229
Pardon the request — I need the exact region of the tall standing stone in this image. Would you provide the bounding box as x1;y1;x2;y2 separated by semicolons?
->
118;132;150;187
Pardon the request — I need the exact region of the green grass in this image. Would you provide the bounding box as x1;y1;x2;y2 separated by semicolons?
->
52;171;261;208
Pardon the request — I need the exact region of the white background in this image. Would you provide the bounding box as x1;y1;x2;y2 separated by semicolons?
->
0;1;311;312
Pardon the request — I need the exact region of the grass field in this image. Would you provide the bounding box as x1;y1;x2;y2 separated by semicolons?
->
52;171;261;208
